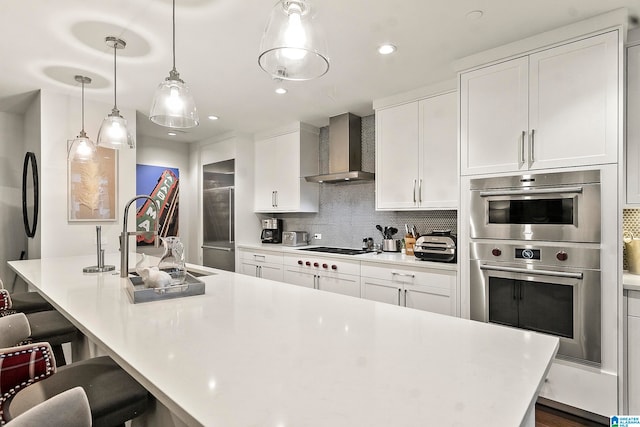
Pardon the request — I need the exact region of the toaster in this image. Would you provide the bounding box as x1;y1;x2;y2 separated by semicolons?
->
282;231;309;246
414;230;457;263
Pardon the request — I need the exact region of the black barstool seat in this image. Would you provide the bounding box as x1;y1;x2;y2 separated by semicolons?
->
26;310;78;366
6;356;150;427
10;292;53;313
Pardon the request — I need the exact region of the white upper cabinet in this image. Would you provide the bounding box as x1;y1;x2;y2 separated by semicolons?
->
376;91;458;210
460;30;619;175
376;101;420;209
460;57;529;174
419;92;458;208
626;43;640;205
254;123;319;212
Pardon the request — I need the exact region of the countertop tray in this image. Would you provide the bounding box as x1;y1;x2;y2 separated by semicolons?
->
126;273;205;303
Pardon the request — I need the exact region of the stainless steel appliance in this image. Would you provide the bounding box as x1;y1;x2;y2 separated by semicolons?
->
202;160;235;272
469;241;601;365
470;170;600;243
261;218;283;243
469;170;602;365
282;231;308;246
414;230;456;263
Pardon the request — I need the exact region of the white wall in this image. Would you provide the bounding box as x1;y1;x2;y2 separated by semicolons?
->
39;89;137;259
135;134;191;260
0;112;27;287
24;93;42;261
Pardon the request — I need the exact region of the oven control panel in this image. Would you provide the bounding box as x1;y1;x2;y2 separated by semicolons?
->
470;242;600;269
515;248;540;260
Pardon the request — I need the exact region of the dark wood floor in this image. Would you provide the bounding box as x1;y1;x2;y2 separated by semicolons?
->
535;404;607;427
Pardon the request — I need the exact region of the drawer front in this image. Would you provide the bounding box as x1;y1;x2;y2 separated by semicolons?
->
629;290;640;317
239;249;283;265
361;262;455;290
283;253;360;276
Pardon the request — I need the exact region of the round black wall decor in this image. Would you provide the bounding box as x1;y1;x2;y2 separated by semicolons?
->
22;152;39;238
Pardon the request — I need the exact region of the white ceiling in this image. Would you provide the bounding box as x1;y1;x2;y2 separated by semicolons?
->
1;0;638;143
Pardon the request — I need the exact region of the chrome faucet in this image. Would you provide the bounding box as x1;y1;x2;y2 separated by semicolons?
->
120;195;160;278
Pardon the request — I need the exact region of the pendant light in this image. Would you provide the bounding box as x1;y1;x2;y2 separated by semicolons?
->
149;0;198;129
258;0;329;81
68;75;97;163
97;36;134;149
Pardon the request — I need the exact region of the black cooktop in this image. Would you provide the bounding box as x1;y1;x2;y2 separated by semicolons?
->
298;246;368;256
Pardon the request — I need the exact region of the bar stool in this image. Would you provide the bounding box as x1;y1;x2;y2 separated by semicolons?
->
0;313;150;427
0;278;53;315
6;387;91;427
0;289;77;366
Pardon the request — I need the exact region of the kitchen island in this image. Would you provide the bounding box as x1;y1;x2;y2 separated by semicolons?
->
9;254;558;427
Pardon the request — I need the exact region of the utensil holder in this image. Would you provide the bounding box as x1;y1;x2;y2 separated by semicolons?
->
404;236;416;256
627;239;640;274
383;239;400;252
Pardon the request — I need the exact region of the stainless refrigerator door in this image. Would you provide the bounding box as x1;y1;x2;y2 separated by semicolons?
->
203;187;234;243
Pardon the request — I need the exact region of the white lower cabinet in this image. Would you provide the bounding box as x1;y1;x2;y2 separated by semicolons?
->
361;263;457;316
238;248;283;282
282;254;360;298
238;248;458;315
627;290;640;413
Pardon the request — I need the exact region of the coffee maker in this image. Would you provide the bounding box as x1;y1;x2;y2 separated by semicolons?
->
261;218;283;243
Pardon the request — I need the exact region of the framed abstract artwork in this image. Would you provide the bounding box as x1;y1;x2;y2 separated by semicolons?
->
68;145;118;221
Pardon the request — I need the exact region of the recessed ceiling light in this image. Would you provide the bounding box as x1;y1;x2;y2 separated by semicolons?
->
275;87;287;95
466;10;484;21
167;132;177;136
378;44;397;55
207;115;219;120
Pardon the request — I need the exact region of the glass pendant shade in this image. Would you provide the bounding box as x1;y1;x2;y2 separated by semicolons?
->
68;132;97;163
68;75;97;163
149;72;199;128
149;0;199;129
98;109;134;149
258;0;329;81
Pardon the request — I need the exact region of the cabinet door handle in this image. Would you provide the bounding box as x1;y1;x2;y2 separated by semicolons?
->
392;271;415;278
529;129;535;167
519;130;525;167
202;245;232;252
418;179;422;203
404;289;408;307
271;191;275;207
275;191;278;208
413;179;417;204
229;187;234;243
398;288;402;306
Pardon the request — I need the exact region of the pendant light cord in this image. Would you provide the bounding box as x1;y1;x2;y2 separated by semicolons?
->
113;43;118;110
172;0;176;72
81;79;85;133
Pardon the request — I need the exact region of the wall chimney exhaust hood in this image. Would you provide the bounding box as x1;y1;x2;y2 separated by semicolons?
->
305;113;374;184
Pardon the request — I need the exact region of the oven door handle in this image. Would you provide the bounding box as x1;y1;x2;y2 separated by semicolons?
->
478;186;583;197
479;264;583;280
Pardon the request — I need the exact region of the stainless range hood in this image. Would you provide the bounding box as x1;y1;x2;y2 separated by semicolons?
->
305;113;375;183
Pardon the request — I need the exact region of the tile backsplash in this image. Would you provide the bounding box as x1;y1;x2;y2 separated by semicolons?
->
257;114;457;248
624;209;640;270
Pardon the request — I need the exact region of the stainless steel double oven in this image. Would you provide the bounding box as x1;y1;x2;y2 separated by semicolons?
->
469;170;602;365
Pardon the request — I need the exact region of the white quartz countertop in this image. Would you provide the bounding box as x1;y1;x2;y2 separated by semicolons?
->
623;271;640;291
238;243;458;271
9;254;557;427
